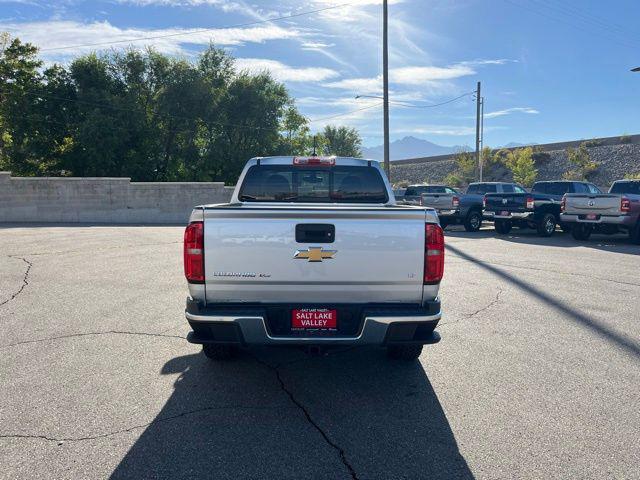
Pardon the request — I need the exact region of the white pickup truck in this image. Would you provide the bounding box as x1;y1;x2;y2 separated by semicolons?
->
183;156;444;361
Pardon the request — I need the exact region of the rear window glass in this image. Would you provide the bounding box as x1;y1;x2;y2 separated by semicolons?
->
502;184;515;193
610;181;640;194
405;185;446;195
533;182;572;195
468;184;497;194
239;165;389;203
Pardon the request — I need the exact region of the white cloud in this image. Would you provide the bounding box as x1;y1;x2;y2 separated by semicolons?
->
324;76;383;94
484;107;539;119
390;65;475;84
324;63;475;93
5;20;301;59
301;41;334;49
234;58;338;82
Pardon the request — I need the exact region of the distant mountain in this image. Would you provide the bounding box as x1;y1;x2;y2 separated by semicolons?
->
361;136;468;161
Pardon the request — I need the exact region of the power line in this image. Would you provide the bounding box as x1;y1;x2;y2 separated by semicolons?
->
355;91;475;108
308;102;382;123
39;4;349;52
501;0;640;50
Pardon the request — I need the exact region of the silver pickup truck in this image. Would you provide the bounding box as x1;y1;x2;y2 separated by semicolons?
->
561;179;640;243
183;156;444;361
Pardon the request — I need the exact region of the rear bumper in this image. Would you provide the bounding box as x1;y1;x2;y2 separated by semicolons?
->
560;213;631;226
435;209;459;218
485;211;533;220
185;298;442;346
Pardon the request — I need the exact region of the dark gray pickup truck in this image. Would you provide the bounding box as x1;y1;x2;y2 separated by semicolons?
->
420;182;525;231
484;181;601;236
561;180;640;243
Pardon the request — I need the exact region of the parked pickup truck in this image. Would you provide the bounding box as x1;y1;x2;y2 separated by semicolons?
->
561;179;640;243
418;182;524;231
484;180;601;236
400;184;455;205
183;156;444;361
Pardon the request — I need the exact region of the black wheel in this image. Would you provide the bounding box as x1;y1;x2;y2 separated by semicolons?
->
387;344;423;360
629;221;640;245
202;344;237;361
464;211;482;232
494;219;512;234
571;224;592;241
537;213;557;237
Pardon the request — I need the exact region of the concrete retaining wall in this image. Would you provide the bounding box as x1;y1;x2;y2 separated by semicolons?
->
0;172;234;224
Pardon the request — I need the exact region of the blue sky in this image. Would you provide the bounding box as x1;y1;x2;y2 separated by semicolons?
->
1;0;639;148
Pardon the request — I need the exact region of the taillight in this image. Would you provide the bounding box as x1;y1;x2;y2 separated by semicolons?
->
526;196;535;210
560;195;566;213
621;197;631;212
184;221;204;283
424;224;445;285
293;156;335;166
452;196;460;208
483;195;487;208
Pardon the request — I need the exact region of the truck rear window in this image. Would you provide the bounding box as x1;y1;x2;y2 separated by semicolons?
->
238;165;389;203
610;181;640;194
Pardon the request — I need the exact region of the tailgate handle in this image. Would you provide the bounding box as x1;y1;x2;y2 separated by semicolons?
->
296;224;335;243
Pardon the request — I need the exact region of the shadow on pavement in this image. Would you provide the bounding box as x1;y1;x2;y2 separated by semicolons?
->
445;226;639;256
110;347;474;480
446;243;640;359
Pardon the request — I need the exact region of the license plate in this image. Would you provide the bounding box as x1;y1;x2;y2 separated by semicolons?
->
292;308;337;330
500;211;511;217
585;213;598;220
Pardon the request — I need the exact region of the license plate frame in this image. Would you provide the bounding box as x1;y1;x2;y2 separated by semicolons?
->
291;308;337;331
499;211;511;217
585;213;599;221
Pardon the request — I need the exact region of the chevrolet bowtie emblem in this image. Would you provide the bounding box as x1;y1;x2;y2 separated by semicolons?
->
294;247;337;262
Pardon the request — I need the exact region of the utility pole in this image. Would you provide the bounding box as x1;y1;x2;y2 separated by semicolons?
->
475;81;481;182
479;96;484;181
383;0;391;180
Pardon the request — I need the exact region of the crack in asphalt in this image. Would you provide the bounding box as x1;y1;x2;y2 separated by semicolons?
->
0;256;33;308
0;404;292;443
252;354;360;480
439;286;504;327
1;330;185;349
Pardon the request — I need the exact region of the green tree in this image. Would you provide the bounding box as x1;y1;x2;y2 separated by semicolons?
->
320;125;362;157
505;147;538;186
278;104;312;155
563;142;598;180
0;35;364;184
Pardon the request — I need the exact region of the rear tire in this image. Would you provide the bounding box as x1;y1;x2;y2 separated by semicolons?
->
629;221;640;245
571;224;592;241
464;211;482;232
537;213;557;237
202;344;237;361
387;344;423;361
494;219;512;235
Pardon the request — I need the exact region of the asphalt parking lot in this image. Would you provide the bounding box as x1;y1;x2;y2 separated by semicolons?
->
1;224;639;479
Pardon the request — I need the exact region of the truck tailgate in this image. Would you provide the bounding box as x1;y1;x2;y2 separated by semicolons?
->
564;194;621;215
202;206;428;304
421;194;455;209
485;194;527;211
